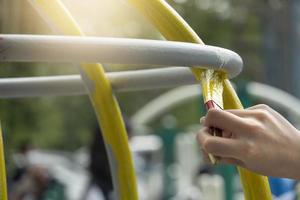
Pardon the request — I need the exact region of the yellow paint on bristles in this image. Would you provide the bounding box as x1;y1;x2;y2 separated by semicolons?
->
0;124;7;200
28;1;138;199
127;0;272;199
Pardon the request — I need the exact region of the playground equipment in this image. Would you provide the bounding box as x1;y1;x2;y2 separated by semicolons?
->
0;0;272;199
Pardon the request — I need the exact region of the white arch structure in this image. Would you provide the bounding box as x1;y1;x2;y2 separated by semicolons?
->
130;82;300;127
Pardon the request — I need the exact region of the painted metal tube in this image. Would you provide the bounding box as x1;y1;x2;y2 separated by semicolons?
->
127;0;224;166
27;0;138;199
0;125;7;200
0;75;86;98
0;67;197;98
0;34;243;78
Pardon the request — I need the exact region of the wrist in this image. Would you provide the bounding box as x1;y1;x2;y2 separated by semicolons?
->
292;129;300;179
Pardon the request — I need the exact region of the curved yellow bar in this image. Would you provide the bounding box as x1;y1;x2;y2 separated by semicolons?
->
28;1;138;199
0;125;7;200
128;0;272;199
126;0;223;107
223;80;272;199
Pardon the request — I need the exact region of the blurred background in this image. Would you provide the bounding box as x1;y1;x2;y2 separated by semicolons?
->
1;0;300;199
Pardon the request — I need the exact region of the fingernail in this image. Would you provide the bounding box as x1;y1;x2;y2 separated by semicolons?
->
200;117;205;125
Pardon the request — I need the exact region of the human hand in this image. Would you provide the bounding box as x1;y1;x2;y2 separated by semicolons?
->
197;104;300;179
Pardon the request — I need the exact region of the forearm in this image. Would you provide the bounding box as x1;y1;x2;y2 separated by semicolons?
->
287;129;300;179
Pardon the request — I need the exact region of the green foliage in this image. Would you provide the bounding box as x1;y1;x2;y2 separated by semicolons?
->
0;95;95;150
168;0;266;80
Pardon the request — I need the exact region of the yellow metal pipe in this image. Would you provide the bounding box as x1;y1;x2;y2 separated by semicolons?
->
223;79;272;199
0;125;7;200
127;0;272;199
28;1;138;199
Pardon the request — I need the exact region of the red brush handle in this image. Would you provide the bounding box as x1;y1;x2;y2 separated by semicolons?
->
204;100;222;137
204;100;223;164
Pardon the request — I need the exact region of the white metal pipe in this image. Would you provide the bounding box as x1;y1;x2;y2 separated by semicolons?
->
0;34;243;78
0;75;86;98
0;67;197;98
247;82;300;118
131;85;202;126
110;67;196;91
